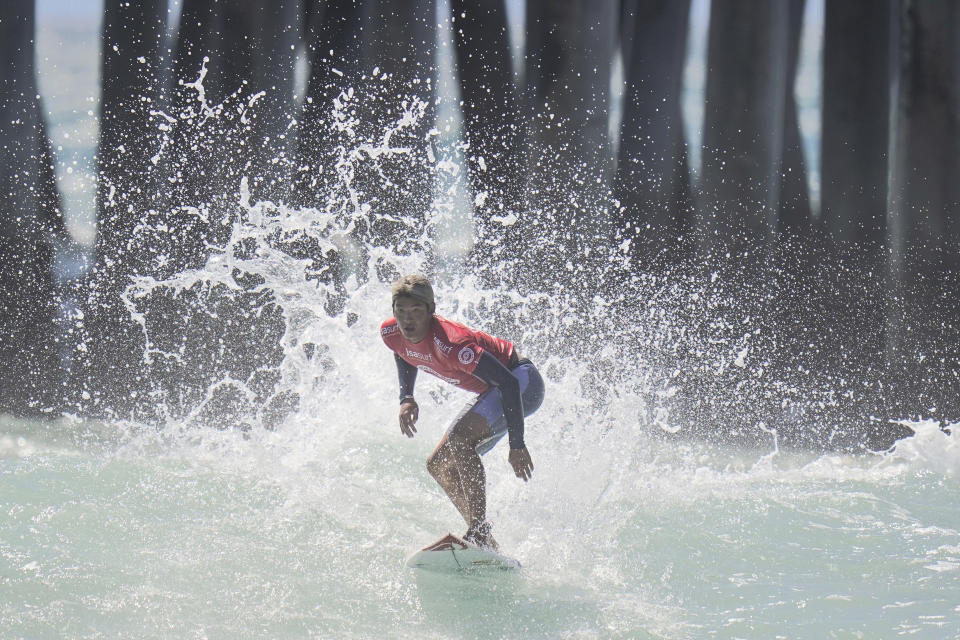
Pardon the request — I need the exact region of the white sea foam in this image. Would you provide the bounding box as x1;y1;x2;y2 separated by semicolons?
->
881;419;960;477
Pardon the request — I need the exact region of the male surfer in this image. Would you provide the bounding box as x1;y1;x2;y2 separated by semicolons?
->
381;274;545;550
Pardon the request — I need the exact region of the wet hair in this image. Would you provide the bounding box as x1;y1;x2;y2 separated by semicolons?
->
391;274;436;313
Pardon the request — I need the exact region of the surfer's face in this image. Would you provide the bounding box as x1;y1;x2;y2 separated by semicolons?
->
394;297;432;343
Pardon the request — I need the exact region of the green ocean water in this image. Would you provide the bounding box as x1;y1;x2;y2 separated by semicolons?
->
3;412;958;639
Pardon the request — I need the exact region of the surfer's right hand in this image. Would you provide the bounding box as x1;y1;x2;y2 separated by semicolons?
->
399;399;419;438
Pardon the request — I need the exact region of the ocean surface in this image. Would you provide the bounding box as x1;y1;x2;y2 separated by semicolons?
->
3;411;959;638
8;2;959;639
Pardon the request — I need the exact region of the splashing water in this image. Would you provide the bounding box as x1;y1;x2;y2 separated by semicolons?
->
4;72;960;638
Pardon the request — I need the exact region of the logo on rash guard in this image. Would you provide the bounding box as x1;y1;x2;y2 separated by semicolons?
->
419;366;460;385
433;336;454;354
381;324;398;335
457;346;476;365
405;348;432;362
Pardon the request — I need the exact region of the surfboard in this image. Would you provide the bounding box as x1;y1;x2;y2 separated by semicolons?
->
406;533;521;572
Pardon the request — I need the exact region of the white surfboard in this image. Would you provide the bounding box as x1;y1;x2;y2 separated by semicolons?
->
406;533;521;572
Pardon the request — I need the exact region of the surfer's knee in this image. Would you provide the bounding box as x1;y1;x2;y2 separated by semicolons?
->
446;432;481;462
426;447;451;479
426;455;439;478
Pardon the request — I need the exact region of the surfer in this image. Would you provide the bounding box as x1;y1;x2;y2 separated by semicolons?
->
381;274;545;550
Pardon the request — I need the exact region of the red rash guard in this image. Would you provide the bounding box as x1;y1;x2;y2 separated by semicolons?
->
380;315;514;394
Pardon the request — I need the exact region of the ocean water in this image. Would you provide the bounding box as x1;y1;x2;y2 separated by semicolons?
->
3;411;959;638
4;199;960;639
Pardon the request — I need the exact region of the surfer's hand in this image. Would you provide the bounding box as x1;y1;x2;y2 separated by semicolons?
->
399;399;418;437
508;447;533;481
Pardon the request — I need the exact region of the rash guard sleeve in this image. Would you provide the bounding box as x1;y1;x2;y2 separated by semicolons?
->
473;351;525;449
394;353;418;402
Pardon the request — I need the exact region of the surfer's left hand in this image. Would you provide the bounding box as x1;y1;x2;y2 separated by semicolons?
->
508;447;534;482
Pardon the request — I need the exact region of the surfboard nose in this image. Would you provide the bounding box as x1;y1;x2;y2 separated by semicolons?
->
421;533;468;552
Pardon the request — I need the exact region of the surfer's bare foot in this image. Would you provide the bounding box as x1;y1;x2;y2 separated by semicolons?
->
464;521;498;551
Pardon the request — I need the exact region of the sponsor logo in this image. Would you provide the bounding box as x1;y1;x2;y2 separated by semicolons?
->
381;324;398;336
458;346;476;365
433;336;454;354
405;348;432;362
419;366;460;385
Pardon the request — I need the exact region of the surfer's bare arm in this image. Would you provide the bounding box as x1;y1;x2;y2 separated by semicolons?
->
473;352;533;480
395;354;419;437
